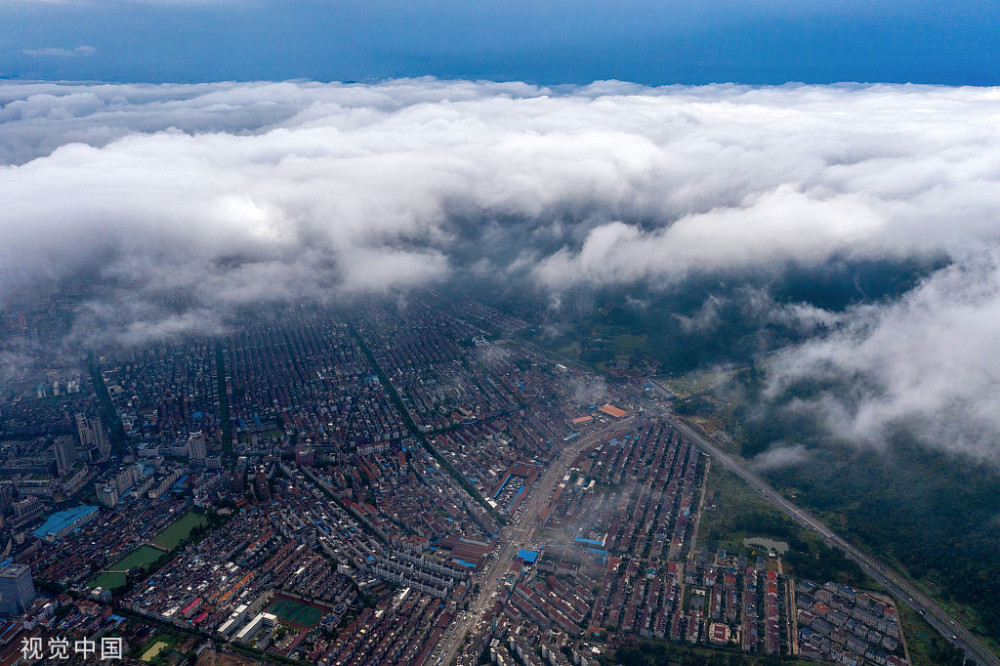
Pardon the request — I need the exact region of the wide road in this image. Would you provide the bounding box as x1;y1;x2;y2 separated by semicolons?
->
671;417;1000;666
432;417;636;666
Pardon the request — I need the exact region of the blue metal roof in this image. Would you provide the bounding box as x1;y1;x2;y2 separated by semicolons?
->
33;505;98;540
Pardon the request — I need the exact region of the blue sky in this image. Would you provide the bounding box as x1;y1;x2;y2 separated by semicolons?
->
1;0;998;85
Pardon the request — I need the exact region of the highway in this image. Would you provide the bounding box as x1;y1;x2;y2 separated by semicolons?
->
670;417;1000;666
432;417;636;665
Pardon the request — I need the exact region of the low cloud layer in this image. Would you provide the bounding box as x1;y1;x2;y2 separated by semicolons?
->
2;79;1000;458
22;45;96;58
751;444;811;472
766;253;1000;461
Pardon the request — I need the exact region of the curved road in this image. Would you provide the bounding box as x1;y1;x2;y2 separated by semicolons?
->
671;417;999;666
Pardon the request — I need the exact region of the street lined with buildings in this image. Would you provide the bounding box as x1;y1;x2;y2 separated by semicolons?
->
672;418;1000;666
0;298;989;666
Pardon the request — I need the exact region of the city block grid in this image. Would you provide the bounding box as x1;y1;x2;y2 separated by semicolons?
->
0;300;909;666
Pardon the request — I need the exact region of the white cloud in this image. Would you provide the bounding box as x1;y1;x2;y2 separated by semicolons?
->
766;252;1000;461
2;79;1000;459
751;444;811;472
21;45;96;57
4;81;999;310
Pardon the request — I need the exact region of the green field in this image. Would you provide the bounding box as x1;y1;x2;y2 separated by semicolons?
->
267;599;323;627
87;513;207;591
152;511;209;549
898;603;967;666
656;367;743;400
699;464;870;589
89;545;165;590
89;571;126;590
608;639;818;666
141;641;169;662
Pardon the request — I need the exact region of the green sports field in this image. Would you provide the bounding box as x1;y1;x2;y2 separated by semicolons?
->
152;511;209;549
267;599;323;627
88;545;164;590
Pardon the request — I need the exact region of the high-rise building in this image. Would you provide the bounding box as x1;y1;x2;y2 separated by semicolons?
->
232;457;248;493
93;417;109;458
0;484;14;516
76;413;109;461
53;436;78;477
13;497;44;524
254;467;270;501
188;430;207;462
0;563;35;616
76;412;94;449
96;483;119;508
112;465;139;495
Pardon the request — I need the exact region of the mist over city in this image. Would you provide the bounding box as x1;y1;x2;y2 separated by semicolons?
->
4;80;1000;459
1;2;999;665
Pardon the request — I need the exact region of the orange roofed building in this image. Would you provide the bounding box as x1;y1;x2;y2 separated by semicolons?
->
598;403;627;419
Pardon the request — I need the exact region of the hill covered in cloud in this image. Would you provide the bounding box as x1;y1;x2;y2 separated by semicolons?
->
3;78;1000;460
